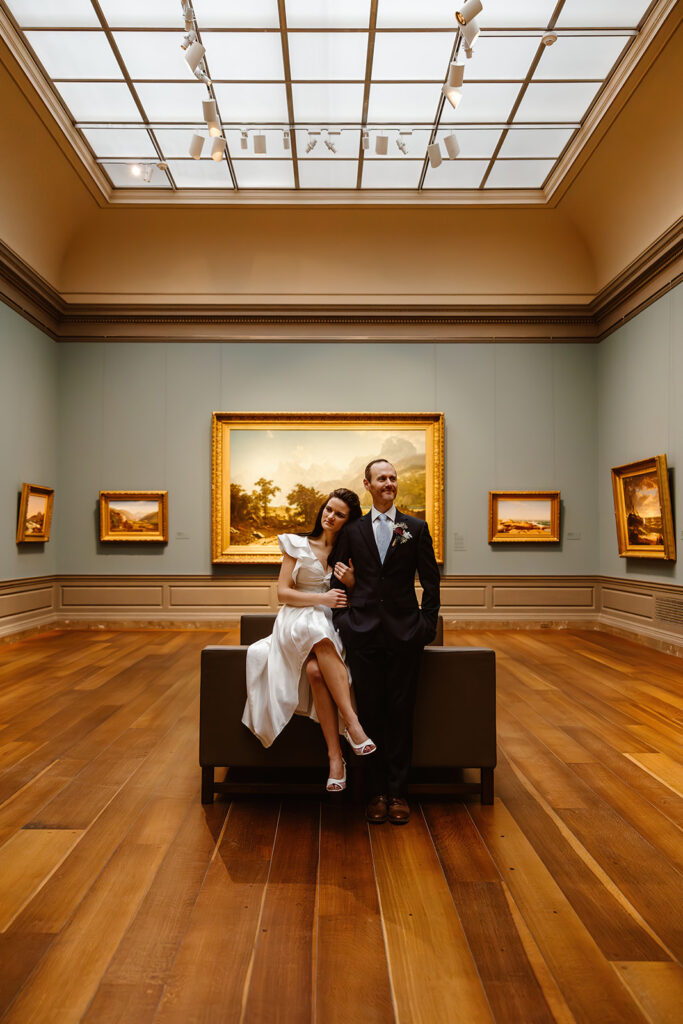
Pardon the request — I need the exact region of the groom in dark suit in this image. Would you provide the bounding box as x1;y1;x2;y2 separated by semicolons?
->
331;459;440;824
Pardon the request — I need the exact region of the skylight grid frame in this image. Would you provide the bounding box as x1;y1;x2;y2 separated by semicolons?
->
0;0;663;194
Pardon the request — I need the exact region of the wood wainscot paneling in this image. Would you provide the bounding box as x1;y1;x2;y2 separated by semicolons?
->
1;574;682;654
0;576;57;639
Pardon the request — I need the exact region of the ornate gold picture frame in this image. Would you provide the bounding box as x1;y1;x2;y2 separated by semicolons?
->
489;490;560;543
212;412;444;564
16;483;54;543
611;455;676;560
99;490;168;542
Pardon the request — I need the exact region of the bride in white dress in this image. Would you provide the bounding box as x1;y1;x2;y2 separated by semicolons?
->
242;488;376;791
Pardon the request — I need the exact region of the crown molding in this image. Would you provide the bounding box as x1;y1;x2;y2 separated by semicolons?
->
1;222;680;344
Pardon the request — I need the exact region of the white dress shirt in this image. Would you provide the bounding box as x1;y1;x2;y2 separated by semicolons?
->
371;504;396;548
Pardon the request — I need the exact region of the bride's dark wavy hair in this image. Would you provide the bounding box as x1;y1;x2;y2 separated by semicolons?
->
307;488;362;538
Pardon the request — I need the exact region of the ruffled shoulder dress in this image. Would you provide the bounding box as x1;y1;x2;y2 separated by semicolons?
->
242;533;348;747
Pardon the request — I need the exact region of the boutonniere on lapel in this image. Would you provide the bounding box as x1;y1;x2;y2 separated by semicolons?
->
390;522;413;548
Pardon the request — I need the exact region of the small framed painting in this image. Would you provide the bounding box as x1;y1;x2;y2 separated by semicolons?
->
489;490;560;543
99;490;168;542
16;483;54;542
611;455;676;560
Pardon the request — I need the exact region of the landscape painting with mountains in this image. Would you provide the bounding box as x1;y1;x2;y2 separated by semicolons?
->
229;429;427;546
108;500;160;534
494;498;553;538
23;493;48;536
622;471;664;547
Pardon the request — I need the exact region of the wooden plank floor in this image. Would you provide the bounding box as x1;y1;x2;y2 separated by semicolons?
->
0;627;681;1023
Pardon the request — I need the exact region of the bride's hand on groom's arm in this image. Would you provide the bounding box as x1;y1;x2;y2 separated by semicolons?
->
321;589;348;608
333;558;355;591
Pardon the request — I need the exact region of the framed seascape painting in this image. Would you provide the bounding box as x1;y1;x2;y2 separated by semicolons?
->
489;490;560;543
611;455;676;560
16;483;54;542
212;412;444;563
99;491;168;542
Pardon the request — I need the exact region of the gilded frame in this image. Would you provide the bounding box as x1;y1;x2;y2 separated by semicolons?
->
212;412;444;564
99;490;168;542
16;483;54;543
611;455;676;560
489;490;560;543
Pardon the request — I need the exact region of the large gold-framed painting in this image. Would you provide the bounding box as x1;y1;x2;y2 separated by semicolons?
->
611;455;676;560
212;412;444;564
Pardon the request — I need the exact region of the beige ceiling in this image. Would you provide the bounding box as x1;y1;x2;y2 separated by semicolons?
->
0;6;680;326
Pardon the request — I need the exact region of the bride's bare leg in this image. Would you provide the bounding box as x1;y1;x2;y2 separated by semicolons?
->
306;658;344;778
311;639;371;747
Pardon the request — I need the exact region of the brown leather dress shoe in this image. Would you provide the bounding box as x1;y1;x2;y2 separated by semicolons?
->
366;794;388;824
388;797;411;825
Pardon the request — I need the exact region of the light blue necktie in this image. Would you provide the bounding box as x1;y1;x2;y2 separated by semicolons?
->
376;513;392;563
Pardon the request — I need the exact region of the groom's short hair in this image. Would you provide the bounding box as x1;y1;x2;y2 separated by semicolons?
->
364;458;396;482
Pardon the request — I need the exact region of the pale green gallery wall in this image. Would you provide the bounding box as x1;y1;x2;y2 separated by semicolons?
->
598;282;682;585
2;286;681;582
0;301;58;580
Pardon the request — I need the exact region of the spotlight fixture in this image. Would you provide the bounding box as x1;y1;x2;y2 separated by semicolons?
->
461;18;481;50
456;0;483;26
202;99;217;122
324;135;337;153
142;165;154;183
181;30;196;51
362;130;370;150
375;133;389;155
211;137;226;161
305;131;319;153
131;163;142;177
194;68;211;85
396;138;408;155
283;130;290;151
446;61;465;89
240;130;248;150
444;132;460;159
189;133;204;159
427;142;442;168
184;39;206;73
442;83;463;109
253;133;267;154
542;32;558;46
181;2;193;31
207;120;221;137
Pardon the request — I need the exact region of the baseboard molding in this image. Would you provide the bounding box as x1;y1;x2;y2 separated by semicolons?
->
1;572;681;654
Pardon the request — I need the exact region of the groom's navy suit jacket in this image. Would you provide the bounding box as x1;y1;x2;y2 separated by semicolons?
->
331;510;440;648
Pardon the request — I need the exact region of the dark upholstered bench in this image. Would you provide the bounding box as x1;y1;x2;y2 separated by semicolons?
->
199;614;496;804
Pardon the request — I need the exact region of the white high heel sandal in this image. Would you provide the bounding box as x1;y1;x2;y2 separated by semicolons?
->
326;759;347;793
344;729;377;757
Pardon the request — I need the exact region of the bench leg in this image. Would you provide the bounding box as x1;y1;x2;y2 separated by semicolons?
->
201;766;214;804
481;767;494;805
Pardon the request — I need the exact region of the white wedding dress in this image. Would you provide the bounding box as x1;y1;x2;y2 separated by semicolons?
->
242;533;349;747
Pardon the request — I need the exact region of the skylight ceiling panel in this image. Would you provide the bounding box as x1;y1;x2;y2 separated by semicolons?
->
485;159;554;188
166;159;234;187
361;160;422;188
367;83;441;123
295;129;360;157
514;81;601;121
436;127;502;158
477;0;557;28
376;1;462;29
55;82;141;121
498;126;574;157
25;31;122;79
298;162;358;188
534;35;630;80
371;32;454;81
4;0;99;27
214;83;290;122
192;0;280;28
225;128;292;157
135;82;208;121
441;83;521;122
233;161;295;187
556;0;653;29
288;32;368;81
103;163;171;188
464;35;539;81
423;159;488;188
292;83;364;122
113;32;196;81
203;32;285;80
98;1;183;27
81;127;157;158
152;126;205;157
285;0;371;29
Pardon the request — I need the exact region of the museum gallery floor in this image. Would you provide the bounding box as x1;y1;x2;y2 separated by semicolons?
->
0;626;680;1023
